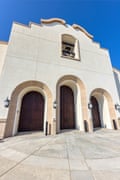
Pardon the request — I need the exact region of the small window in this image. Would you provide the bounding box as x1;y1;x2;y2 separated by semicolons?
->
61;34;79;60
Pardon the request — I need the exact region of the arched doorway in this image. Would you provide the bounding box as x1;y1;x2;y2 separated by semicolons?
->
90;88;118;130
60;85;75;129
18;91;44;132
91;96;101;128
56;75;88;133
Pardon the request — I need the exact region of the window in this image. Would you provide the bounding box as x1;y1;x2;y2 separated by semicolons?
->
61;34;79;60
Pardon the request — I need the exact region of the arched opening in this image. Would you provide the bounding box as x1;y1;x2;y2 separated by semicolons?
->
4;81;52;138
56;75;88;133
61;34;79;60
90;88;117;130
18;91;44;132
60;85;75;129
91;96;101;128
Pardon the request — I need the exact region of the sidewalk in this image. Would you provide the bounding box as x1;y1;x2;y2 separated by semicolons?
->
0;129;120;180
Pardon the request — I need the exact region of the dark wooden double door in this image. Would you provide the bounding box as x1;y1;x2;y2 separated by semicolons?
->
91;96;101;128
18;91;44;132
60;86;75;129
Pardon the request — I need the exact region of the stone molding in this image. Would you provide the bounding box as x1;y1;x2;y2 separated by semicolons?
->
72;24;93;39
41;18;66;25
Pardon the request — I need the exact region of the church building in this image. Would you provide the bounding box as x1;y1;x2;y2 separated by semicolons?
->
0;18;120;139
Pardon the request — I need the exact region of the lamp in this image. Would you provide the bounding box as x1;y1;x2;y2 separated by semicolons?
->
115;103;120;110
4;97;10;108
88;103;93;109
53;101;57;109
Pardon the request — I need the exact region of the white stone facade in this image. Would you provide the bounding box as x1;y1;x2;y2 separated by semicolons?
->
0;18;119;138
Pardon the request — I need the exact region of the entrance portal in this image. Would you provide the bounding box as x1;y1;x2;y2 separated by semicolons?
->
60;86;75;129
91;96;101;128
18;91;44;131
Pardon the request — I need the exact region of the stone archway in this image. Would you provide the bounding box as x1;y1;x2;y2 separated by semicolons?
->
90;88;118;130
4;81;52;137
56;75;88;133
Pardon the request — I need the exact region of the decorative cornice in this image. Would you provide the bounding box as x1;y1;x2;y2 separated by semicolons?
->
41;18;66;25
13;19;94;40
72;24;93;39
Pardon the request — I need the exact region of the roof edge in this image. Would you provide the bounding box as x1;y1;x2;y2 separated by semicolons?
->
72;24;93;39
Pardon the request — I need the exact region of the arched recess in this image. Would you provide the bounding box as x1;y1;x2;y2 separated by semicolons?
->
61;34;80;60
90;88;117;130
56;75;88;133
4;81;52;137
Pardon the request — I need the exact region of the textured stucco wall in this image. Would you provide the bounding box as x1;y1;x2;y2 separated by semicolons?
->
0;42;7;75
0;21;119;121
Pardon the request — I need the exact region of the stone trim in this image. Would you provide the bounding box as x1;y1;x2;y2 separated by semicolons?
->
72;24;93;39
41;18;66;25
0;41;8;45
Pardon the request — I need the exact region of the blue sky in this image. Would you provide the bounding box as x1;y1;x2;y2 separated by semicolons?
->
0;0;119;69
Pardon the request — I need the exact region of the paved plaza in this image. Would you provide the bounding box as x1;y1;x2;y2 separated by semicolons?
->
0;129;120;180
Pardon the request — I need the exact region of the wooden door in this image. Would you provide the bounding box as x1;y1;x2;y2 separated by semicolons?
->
18;91;44;132
60;86;75;129
91;96;101;128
